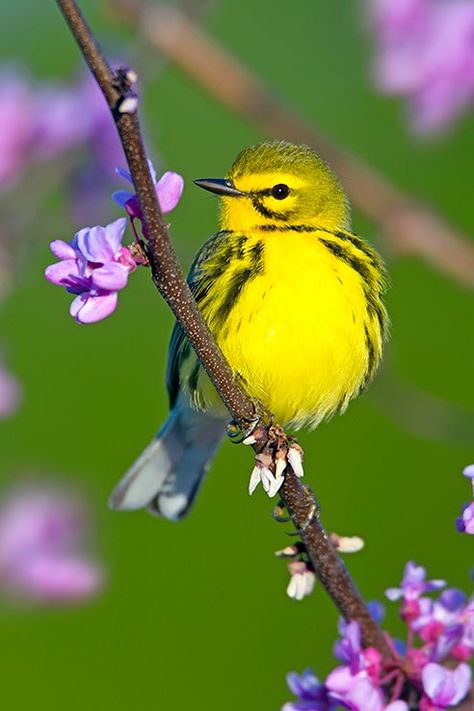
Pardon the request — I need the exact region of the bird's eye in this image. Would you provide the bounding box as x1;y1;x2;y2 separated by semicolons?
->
271;183;290;200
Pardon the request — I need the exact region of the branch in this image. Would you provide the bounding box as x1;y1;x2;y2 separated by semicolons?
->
113;1;474;289
55;0;393;659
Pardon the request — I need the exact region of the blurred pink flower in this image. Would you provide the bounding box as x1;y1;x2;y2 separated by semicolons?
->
0;362;21;419
0;70;35;189
370;0;474;134
0;66;125;193
0;486;102;603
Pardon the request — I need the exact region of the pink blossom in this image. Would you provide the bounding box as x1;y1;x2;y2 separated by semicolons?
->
113;160;184;219
45;218;136;324
0;487;102;603
369;0;474;134
422;662;471;707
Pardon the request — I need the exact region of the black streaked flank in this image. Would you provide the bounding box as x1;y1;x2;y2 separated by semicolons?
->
363;324;377;389
320;239;372;283
213;267;254;330
235;235;247;259
250;241;264;273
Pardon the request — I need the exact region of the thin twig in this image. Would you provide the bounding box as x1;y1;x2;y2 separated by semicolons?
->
114;0;474;289
55;0;393;658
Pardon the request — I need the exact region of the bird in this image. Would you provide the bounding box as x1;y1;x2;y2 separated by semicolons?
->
110;141;388;520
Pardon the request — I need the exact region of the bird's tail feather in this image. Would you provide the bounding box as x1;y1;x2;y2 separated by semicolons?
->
109;396;226;520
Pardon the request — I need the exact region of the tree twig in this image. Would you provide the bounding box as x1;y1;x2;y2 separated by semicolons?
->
113;0;474;289
55;0;393;659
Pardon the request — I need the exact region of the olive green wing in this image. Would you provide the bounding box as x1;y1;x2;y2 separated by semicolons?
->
166;231;229;408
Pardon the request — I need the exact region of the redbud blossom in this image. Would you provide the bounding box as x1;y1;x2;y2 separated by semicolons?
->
0;486;102;603
370;0;474;134
112;160;184;219
45;218;135;324
284;563;473;710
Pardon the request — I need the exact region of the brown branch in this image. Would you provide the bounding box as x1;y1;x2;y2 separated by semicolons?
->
114;1;474;289
55;0;393;659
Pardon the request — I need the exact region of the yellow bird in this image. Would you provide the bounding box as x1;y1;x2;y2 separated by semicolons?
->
110;141;388;519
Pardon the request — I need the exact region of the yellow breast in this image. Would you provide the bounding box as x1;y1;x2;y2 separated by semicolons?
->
193;229;383;429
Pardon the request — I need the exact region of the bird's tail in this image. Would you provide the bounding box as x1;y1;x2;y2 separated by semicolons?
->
109;396;226;520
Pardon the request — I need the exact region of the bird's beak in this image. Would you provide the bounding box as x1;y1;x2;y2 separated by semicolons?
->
194;178;247;198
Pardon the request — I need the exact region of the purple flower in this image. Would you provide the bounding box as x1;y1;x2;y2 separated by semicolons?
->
386;562;445;603
463;465;474;479
283;563;473;711
283;670;331;711
456;502;474;534
113;160;184;220
45;218;136;324
422;662;471;707
369;0;474;134
326;666;386;711
0;362;21;419
334;620;364;671
0;486;102;603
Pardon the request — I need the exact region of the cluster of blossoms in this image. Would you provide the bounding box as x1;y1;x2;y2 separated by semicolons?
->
370;0;474;134
0;486;102;603
0;67;124;192
456;465;474;535
45;160;183;323
284;562;473;710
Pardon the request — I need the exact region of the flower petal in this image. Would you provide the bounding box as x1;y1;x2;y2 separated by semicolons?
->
50;239;76;260
103;217;127;255
156;171;184;213
13;555;101;602
422;662;471;706
76;225;111;263
115;166;132;184
74;292;119;324
112;190;134;209
91;262;129;291
248;466;260;495
69;293;88;320
45;259;81;287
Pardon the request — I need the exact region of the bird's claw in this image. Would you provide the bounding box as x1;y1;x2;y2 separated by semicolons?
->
227;415;261;444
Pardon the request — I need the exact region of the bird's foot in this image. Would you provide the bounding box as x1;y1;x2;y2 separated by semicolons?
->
226;414;261;444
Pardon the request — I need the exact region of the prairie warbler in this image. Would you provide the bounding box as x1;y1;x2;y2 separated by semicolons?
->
111;141;388;519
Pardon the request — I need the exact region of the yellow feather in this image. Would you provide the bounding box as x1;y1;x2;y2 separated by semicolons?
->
175;141;388;430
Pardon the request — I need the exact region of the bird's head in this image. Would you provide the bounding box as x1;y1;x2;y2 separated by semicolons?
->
194;141;351;233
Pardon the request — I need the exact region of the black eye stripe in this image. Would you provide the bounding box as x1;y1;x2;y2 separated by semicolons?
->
250;184;291;200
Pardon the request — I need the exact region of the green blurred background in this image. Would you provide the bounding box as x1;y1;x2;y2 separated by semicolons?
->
0;1;473;709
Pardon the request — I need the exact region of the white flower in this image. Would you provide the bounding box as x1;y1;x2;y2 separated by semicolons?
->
286;561;316;601
248;465;284;497
287;445;304;478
